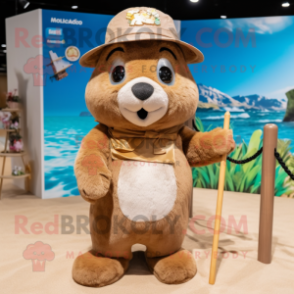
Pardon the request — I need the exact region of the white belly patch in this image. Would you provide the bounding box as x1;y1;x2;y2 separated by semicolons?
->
117;161;177;222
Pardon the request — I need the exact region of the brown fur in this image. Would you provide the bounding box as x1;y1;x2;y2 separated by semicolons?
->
85;41;198;130
72;250;129;287
72;40;235;286
145;249;197;284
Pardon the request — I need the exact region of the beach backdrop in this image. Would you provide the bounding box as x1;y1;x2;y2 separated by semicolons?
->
42;10;294;198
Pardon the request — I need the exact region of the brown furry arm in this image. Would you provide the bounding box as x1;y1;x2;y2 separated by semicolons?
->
74;124;112;203
180;126;235;167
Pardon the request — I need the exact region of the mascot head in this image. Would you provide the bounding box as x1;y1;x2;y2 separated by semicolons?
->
80;7;204;130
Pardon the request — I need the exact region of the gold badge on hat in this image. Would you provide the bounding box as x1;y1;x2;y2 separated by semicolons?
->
126;9;161;26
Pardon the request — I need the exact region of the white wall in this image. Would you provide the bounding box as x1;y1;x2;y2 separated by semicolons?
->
6;9;44;198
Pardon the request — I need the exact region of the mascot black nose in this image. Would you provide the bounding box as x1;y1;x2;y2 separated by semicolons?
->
131;82;154;101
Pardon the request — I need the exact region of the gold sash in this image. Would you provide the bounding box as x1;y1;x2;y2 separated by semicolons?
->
108;125;184;164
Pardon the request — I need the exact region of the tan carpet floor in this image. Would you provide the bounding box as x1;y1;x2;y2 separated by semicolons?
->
0;182;293;294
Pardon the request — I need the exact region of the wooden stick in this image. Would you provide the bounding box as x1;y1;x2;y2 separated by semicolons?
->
258;124;278;264
185;116;194;218
209;111;231;285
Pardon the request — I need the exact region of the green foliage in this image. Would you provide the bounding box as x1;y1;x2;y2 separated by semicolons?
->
192;118;294;196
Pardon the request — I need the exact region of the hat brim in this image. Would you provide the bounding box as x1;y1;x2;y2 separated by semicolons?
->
79;34;204;67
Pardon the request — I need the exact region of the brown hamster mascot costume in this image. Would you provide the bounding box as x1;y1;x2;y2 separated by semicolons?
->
72;7;235;287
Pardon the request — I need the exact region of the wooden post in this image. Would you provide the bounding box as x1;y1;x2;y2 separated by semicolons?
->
258;124;278;264
209;112;230;285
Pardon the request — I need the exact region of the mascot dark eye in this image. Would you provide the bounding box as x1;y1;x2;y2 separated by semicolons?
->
159;66;172;83
112;66;125;83
157;58;175;85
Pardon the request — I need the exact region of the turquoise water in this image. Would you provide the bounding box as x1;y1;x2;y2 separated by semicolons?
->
44;116;97;198
197;109;294;147
44;110;294;198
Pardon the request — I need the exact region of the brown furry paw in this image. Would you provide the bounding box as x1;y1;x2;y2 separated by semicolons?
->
212;128;235;156
77;171;111;203
145;250;197;284
72;251;129;287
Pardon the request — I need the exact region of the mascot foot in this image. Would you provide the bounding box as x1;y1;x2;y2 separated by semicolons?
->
145;249;196;284
72;251;129;287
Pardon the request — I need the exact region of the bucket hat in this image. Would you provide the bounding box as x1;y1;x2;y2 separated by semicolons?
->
80;7;204;67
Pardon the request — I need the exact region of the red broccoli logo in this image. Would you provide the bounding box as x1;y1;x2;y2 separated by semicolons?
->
23;241;55;272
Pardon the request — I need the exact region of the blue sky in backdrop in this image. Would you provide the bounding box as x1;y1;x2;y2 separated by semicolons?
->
42;12;294;116
182;16;294;99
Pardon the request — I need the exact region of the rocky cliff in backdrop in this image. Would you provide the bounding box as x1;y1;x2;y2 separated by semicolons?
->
198;84;287;111
79;111;92;117
284;89;294;121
